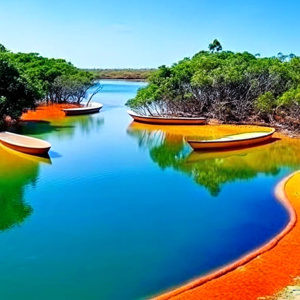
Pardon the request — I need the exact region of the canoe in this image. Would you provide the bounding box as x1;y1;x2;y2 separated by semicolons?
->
0;132;51;155
127;110;206;125
63;102;103;116
187;129;275;151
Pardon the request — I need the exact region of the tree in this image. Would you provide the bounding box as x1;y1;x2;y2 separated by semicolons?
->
0;42;101;126
208;39;222;53
126;44;300;129
0;43;7;53
0;58;37;125
289;53;296;60
277;52;288;62
2;49;100;105
47;71;98;104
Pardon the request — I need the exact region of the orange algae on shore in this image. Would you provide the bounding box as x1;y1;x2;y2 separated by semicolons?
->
155;172;300;300
128;120;300;300
128;121;274;141
22;103;81;121
21;108;300;299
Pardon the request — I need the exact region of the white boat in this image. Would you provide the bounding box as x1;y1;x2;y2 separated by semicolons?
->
63;102;103;116
187;129;275;151
0;132;51;156
127;110;206;125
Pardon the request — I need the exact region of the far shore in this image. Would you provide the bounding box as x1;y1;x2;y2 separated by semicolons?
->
85;68;155;82
99;77;147;82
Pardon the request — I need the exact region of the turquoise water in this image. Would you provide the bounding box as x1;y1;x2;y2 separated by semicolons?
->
0;80;299;299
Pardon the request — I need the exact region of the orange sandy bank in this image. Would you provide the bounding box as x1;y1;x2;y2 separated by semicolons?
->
22;106;300;299
155;172;300;300
22;103;81;121
128;121;274;140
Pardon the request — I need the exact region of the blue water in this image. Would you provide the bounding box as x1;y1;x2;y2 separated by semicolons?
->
0;80;298;299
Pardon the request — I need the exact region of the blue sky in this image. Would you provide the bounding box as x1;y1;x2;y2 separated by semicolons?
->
0;0;299;68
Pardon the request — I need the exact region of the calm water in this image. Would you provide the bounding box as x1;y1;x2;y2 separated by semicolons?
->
0;80;299;299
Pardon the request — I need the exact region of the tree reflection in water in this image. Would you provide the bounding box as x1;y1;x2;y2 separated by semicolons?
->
17;114;104;140
127;122;300;196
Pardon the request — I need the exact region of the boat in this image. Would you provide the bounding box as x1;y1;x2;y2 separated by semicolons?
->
127;110;206;125
0;132;51;156
63;102;103;116
187;128;275;151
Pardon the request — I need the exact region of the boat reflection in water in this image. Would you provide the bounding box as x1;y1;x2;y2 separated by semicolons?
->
127;121;300;196
0;144;51;231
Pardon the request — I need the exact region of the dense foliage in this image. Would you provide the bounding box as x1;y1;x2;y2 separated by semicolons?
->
127;42;300;129
87;68;155;80
0;43;99;125
0;59;37;124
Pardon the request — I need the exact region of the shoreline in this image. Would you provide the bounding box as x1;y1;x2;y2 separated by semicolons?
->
154;171;300;300
20;102;300;138
20;104;300;299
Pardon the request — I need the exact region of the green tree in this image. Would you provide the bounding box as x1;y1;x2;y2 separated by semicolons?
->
127;42;300;129
0;42;101;125
0;43;7;53
0;58;37;125
208;39;222;53
2;48;99;105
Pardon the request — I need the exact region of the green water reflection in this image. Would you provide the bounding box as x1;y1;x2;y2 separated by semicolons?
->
16;114;104;140
0;146;50;230
127;124;300;196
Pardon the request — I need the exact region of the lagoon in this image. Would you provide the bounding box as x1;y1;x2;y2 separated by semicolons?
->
0;80;298;299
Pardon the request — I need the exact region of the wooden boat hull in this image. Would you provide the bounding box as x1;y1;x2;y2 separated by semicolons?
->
0;132;51;156
187;129;275;151
63;103;103;116
127;110;206;125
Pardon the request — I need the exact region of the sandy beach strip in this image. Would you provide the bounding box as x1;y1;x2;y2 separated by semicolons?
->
155;172;300;300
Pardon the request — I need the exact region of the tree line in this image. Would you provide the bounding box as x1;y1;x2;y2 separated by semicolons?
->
86;68;156;80
0;43;100;126
126;40;300;130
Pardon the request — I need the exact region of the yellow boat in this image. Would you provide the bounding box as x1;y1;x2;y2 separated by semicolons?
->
187;128;275;150
0;132;51;156
127;110;206;125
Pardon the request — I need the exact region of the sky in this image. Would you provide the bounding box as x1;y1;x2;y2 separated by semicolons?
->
0;0;299;68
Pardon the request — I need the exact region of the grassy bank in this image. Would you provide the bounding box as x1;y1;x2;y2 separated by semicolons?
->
85;68;156;80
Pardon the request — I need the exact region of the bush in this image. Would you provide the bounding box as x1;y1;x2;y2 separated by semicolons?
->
126;44;299;128
0;59;37;125
255;92;275;115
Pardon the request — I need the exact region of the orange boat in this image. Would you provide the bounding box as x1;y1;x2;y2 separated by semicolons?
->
187;128;275;150
63;102;103;116
127;110;206;125
0;132;51;156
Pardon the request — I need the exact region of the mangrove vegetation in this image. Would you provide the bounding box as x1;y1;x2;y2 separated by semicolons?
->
0;43;100;126
126;40;300;130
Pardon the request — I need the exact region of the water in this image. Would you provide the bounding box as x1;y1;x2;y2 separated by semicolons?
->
0;80;299;299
